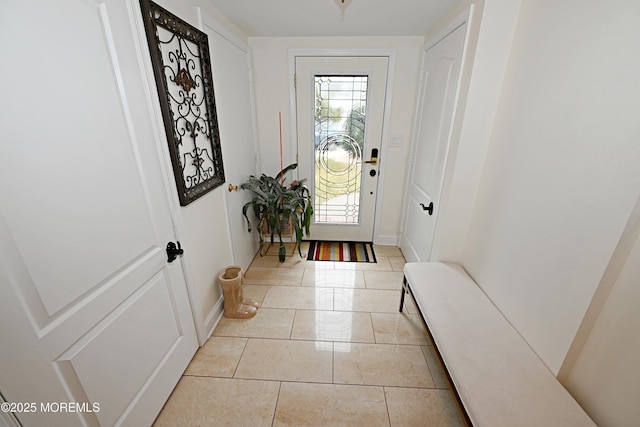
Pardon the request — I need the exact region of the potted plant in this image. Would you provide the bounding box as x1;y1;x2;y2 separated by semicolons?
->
241;163;313;262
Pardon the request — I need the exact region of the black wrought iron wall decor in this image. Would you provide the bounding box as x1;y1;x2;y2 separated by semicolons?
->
140;0;225;205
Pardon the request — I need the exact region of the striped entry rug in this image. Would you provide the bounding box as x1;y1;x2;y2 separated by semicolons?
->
307;241;377;263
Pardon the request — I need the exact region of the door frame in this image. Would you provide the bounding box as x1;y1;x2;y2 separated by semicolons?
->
288;48;396;244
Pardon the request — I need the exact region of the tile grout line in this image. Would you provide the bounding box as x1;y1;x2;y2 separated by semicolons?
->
382;386;393;427
289;308;297;340
231;336;250;379
270;381;282;427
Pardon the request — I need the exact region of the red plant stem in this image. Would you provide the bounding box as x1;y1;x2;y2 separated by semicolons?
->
279;111;284;186
279;111;284;209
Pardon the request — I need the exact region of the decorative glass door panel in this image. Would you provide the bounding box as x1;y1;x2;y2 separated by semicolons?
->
314;75;367;224
296;56;389;241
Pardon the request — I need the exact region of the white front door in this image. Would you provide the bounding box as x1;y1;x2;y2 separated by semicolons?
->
0;1;197;426
295;56;389;242
400;24;467;262
204;23;259;270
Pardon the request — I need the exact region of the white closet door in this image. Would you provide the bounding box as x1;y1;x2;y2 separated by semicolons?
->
0;1;198;425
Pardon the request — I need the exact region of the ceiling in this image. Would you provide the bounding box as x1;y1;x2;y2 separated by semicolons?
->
206;0;461;37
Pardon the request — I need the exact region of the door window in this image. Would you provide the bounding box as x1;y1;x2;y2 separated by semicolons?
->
314;75;368;224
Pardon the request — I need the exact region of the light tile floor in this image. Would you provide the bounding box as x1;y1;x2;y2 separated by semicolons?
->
154;243;467;426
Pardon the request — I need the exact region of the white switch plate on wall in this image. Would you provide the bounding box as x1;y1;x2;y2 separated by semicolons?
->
390;134;403;147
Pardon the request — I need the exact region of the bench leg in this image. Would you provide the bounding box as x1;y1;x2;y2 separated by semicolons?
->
399;276;407;312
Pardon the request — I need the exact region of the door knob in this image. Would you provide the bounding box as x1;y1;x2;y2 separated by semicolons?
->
228;184;238;192
166;241;184;263
420;202;434;216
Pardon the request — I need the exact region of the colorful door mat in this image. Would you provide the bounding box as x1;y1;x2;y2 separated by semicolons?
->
306;241;377;263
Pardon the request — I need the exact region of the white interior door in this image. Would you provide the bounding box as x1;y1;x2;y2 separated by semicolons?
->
401;24;467;262
295;56;388;242
204;24;259;270
0;1;197;426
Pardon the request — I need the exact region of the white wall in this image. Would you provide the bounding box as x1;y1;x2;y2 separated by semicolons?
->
180;191;233;335
250;36;423;244
462;0;640;375
563;200;640;426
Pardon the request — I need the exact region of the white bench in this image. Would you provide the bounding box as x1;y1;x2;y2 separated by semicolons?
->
400;262;596;427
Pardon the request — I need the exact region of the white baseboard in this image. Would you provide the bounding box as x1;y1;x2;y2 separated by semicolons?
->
202;296;224;343
374;235;399;246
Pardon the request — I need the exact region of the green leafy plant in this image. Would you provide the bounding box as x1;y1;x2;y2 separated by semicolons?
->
241;163;313;262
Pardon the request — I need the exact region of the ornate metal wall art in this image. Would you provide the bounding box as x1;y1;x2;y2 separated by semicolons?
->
140;0;225;205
